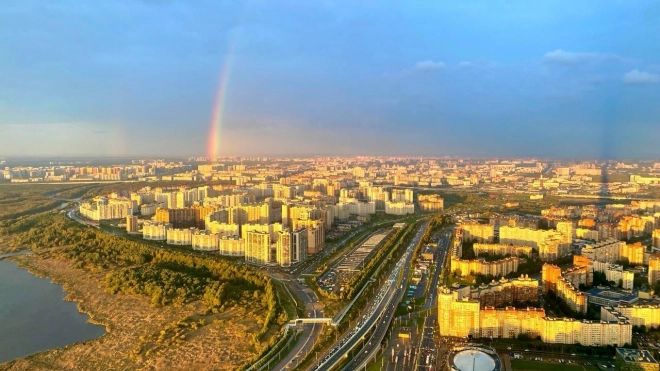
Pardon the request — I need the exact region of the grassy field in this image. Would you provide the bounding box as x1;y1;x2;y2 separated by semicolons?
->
511;360;599;371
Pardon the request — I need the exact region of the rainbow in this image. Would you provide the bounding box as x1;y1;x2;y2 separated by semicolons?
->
207;52;234;160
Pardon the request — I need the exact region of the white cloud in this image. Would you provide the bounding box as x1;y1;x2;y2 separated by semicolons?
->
543;49;621;64
414;60;445;71
458;61;472;68
623;69;660;84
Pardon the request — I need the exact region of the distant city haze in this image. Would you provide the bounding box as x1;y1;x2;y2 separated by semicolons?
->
1;1;659;158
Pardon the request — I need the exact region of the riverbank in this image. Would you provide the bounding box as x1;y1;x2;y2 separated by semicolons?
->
0;255;263;371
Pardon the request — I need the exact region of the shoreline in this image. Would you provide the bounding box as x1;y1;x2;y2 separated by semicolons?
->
6;256;112;333
0;253;264;371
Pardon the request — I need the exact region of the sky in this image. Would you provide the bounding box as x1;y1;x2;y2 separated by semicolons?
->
1;0;660;159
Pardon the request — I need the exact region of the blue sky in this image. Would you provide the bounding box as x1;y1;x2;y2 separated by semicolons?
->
1;0;659;158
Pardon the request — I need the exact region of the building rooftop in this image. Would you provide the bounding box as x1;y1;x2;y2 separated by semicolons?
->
587;287;639;304
616;348;659;364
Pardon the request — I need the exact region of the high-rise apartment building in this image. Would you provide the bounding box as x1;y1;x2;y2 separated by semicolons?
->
219;235;245;257
556;221;574;244
126;215;138;232
460;222;495;243
245;231;271;265
542;264;562;294
439;286;630;346
499;226;569;260
450;256;519;277
649;255;660;286
557;276;588;314
438;287;481;338
621;242;645;265
192;230;220;251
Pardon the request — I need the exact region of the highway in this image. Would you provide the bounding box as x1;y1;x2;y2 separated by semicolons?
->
293;217;415;276
387;228;451;371
414;229;451;371
310;221;428;371
274;281;324;370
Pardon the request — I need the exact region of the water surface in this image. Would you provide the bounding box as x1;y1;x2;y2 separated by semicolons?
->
0;260;105;364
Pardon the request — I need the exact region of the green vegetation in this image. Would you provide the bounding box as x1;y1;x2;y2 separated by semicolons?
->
365;354;385;371
0;184;80;222
0;212;284;345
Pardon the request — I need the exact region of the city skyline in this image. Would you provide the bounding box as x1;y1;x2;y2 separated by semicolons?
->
1;1;659;158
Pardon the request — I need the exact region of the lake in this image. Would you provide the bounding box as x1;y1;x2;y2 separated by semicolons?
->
0;260;105;364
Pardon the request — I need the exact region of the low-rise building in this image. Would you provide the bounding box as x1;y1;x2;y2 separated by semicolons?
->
586;287;639;307
615;348;659;371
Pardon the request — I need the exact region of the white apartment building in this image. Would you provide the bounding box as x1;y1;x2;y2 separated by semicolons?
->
192;230;220;251
166;228;194;245
143;222;171;241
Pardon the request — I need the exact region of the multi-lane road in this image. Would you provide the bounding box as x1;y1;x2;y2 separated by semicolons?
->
320;221;429;371
386;228;452;371
304;221;427;371
273;280;324;370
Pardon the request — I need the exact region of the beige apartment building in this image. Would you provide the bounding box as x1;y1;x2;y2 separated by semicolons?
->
142;221;171;241
602;305;660;329
468;275;539;308
499;226;569;261
450;256;519;277
581;239;626;263
460;222;495;243
556;276;588;314
650;255;660;286
192;230;220;251
473;243;532;257
245;231;272;265
218;235;245;257
439;286;630;346
166;228;194;245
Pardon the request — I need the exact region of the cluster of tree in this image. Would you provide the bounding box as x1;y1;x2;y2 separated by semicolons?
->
106;265;210;307
0;184;92;221
592;271;614;287
514;256;543;277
